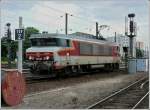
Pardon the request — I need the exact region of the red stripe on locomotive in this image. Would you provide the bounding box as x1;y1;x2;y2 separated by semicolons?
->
26;52;53;58
58;41;79;56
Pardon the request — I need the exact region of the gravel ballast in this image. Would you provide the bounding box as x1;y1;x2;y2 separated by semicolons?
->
4;72;148;109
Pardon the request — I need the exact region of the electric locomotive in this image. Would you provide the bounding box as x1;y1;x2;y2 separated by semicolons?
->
26;32;120;75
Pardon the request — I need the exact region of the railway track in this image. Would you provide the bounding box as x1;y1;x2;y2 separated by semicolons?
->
23;69;53;84
132;91;149;109
2;63;125;84
1;63;126;85
24;68;114;84
87;77;149;109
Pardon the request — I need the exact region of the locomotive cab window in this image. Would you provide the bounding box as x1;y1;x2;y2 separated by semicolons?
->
31;38;58;46
30;38;71;47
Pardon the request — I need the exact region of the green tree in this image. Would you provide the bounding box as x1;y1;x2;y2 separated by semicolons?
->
25;27;39;41
1;27;39;61
11;41;18;60
1;37;17;61
23;27;39;59
136;48;144;58
1;42;8;59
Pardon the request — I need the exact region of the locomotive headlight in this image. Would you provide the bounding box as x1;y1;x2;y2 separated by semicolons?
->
46;56;49;60
29;56;34;60
29;56;32;60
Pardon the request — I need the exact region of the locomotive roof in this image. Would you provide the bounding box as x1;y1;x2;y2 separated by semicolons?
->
30;33;118;46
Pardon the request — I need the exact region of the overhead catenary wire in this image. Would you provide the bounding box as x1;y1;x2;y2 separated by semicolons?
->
62;20;95;34
55;12;96;34
39;3;98;24
30;4;97;34
38;3;66;15
2;4;101;36
69;14;96;23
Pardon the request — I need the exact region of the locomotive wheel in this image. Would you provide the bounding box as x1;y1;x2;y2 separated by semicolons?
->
87;64;92;72
104;64;109;72
110;64;113;72
81;65;86;72
2;70;26;106
30;64;39;74
72;66;78;73
115;63;119;70
104;64;112;72
30;66;35;74
78;65;83;73
64;66;72;75
81;65;90;72
112;64;115;70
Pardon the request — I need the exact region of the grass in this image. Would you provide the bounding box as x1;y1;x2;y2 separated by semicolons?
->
1;57;16;65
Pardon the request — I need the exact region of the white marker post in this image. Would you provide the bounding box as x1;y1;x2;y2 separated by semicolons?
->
18;17;23;73
148;1;150;109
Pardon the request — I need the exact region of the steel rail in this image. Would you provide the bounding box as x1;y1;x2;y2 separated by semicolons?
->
25;69;107;84
87;77;147;109
131;91;149;109
140;80;149;89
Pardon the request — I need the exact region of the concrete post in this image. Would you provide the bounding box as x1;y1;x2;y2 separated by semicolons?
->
18;17;23;73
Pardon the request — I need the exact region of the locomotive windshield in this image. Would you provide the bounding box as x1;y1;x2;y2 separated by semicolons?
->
31;38;70;47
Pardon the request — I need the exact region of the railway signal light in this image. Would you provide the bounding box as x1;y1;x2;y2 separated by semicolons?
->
6;23;12;68
125;13;137;58
6;23;11;41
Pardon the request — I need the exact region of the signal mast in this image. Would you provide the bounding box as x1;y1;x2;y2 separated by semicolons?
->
125;13;137;58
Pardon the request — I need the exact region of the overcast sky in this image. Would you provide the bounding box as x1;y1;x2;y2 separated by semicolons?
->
1;0;149;46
